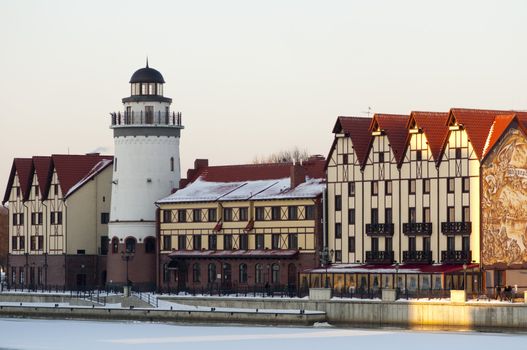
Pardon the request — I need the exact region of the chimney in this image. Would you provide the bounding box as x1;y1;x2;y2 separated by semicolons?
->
194;159;209;169
290;163;307;188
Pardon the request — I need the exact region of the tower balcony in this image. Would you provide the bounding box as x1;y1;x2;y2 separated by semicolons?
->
110;111;183;128
441;222;471;235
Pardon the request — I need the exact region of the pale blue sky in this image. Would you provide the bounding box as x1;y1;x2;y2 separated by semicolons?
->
1;0;527;191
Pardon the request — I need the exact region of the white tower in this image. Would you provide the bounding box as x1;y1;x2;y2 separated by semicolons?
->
107;61;183;290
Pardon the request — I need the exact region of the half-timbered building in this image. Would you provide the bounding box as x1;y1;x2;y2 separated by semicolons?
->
3;154;113;289
156;157;325;292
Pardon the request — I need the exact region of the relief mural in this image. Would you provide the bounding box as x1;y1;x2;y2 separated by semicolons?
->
482;126;527;266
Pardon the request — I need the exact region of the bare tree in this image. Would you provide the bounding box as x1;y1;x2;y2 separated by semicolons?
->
253;147;310;164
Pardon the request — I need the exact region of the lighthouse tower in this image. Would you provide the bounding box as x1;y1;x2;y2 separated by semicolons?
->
107;61;183;290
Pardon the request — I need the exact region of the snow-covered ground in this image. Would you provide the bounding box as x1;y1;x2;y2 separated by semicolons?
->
0;318;526;350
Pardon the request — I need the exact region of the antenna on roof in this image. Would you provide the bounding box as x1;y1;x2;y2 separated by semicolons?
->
361;106;373;117
146;56;149;68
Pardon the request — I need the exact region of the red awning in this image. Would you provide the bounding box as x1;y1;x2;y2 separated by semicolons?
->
304;263;479;274
168;249;299;259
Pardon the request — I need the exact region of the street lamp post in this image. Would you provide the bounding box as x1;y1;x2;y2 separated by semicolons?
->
463;263;467;293
395;262;400;294
120;250;134;293
319;247;334;288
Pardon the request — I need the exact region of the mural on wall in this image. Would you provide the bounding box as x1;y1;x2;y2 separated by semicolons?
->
482;126;527;266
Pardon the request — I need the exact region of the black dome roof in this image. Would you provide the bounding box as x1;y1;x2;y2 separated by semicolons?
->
129;64;165;84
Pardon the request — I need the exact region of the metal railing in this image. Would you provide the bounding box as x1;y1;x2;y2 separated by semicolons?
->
132;290;158;308
441;250;472;264
403;222;432;235
365;250;395;264
402;250;433;264
366;223;395;236
441;222;471;235
110;111;182;127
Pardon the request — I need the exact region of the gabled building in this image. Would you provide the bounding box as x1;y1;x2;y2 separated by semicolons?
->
156;156;325;292
2;154;113;289
317;108;527;295
0;205;7;275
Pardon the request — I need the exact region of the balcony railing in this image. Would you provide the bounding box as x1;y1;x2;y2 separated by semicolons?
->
365;223;395;236
402;250;433;264
403;222;432;236
441;250;472;264
365;250;394;264
441;222;471;235
110;111;182;127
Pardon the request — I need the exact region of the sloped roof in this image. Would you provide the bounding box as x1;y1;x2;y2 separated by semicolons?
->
409;111;450;163
33;156;53;198
329;116;373;169
370;114;409;166
64;159;113;198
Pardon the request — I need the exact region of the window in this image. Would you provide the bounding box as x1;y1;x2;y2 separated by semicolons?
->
371;237;379;252
112;237;119;254
335;195;342;211
193;263;201;282
371;208;378;224
101;212;110;224
423;179;430;194
162;235;171;251
255;207;265;221
408;237;416;252
178;235;186;250
462;236;470;252
288;206;297;220
462;177;470;193
19;268;25;285
255;264;263;284
208;208;217;222
271;206;281;220
379;152;384;163
335;223;342;239
463;206;470;222
12;213;18;226
447;206;455;222
18;213;24;225
423;237;431;252
223;208;233;222
193;209;201;222
16;187;20;197
455;147;462;159
145;105;154;123
239;207;248;221
114;158;117;172
409;207;416;223
30;236;36;251
271;264;280;284
19;236;25;250
193;235;202;250
385;208;393;224
255;234;264;249
77;249;85;255
100;236;109;255
371;181;378;196
125;237;136;253
349;209;355;225
34;185;39;197
288;233;298;249
11;268;16;284
239;234;248;250
50;212;55;225
272;234;280;249
335;250;342;262
31;212;42;225
385;181;392;195
409;180;416;194
416;150;422;161
348;237;355;253
223;234;232;250
447;178;455;193
170;157;174;172
385;237;393;252
423;207;431;223
239;264;248;284
163;210;172;223
447;236;455;251
348;182;355;196
208;235;217;250
11;236;17;250
178;209;187;222
343;154;348;164
145;237;156;254
57;212;63;225
37;236;43;250
305;205;315;220
208;263;216;283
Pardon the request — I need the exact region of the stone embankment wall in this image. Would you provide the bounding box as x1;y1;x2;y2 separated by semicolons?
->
163;296;527;331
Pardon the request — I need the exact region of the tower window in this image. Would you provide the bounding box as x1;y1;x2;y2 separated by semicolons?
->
170;157;174;172
114;158;117;172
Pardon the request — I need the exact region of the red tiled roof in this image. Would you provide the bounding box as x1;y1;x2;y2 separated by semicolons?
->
409;111;450;164
52;154;113;195
370;114;409;166
188;157;325;183
330;116;373;169
33;156;53;198
14;159;34;201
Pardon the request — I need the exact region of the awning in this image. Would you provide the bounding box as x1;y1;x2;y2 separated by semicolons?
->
304;263;479;274
168;249;299;259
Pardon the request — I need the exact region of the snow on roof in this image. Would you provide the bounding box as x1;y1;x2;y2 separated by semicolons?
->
158;176;325;204
64;159;113;198
305;263;479;274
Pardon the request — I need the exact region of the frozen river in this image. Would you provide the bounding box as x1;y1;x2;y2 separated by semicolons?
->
0;318;526;350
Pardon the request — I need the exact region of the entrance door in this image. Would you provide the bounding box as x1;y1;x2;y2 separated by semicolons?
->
288;263;297;286
222;263;232;288
76;274;86;290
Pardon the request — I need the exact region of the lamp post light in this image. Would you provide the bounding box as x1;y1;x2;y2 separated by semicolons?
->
120;250;135;290
320;247;334;288
463;263;467;293
395;262;400;293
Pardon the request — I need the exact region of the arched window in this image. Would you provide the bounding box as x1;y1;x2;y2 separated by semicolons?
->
255;264;263;284
193;263;201;283
144;237;155;254
111;237;119;254
125;237;136;253
239;264;248;284
271;263;280;284
114;158;117;172
170;157;174;172
208;263;216;283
